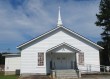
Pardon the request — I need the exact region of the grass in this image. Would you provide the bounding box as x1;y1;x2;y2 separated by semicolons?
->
0;75;19;79
0;72;19;79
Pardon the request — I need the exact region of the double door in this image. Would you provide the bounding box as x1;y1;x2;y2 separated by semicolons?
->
54;53;73;69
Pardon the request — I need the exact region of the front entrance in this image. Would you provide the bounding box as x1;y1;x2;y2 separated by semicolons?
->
54;54;67;69
46;43;80;73
53;53;75;69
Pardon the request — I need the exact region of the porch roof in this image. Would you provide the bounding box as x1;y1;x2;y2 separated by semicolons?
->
46;42;81;53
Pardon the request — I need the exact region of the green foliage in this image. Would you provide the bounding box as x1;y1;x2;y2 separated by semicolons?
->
96;0;110;66
96;0;110;27
0;52;12;65
0;53;5;65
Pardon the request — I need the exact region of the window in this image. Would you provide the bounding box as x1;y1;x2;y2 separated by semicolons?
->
38;53;44;66
79;53;84;65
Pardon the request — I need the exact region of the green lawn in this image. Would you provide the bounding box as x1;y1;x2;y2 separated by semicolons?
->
0;72;19;79
0;75;19;79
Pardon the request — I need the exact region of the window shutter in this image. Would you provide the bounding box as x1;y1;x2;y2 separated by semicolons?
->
79;52;84;65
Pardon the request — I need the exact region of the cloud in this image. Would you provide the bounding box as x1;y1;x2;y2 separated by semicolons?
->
0;0;102;52
61;0;102;40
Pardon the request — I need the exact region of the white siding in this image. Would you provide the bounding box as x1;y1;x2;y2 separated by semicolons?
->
21;29;100;74
5;56;20;71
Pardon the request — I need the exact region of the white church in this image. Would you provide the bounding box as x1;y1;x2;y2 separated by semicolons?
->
3;8;103;77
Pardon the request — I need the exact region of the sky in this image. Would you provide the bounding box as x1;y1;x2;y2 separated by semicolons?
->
0;0;102;53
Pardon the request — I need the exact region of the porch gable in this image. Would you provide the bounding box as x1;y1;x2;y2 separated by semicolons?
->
46;42;81;53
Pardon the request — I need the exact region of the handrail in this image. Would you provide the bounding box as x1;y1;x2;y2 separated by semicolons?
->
77;64;110;72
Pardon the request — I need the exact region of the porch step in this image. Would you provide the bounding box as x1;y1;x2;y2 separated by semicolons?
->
55;70;78;79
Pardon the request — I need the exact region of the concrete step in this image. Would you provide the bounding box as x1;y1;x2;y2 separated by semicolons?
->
56;72;77;74
56;75;78;78
56;71;76;73
56;75;77;77
56;73;77;75
56;74;78;76
57;76;78;79
55;70;78;79
56;74;77;76
56;72;76;74
56;70;76;72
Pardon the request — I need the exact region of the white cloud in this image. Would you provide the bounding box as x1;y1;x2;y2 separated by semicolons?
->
61;0;102;38
0;0;102;52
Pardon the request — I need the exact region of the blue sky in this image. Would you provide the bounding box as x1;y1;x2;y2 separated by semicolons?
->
0;0;102;53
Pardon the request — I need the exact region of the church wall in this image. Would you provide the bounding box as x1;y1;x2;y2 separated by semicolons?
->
20;29;100;75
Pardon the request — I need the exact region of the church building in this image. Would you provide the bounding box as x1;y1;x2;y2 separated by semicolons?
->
3;7;103;77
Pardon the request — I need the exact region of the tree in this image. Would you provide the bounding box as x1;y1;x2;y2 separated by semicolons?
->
0;53;5;65
95;0;110;66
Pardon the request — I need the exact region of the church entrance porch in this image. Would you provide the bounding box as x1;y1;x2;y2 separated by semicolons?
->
51;53;75;70
48;53;80;79
46;42;81;74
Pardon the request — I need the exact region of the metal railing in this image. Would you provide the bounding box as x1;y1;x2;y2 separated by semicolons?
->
78;64;110;73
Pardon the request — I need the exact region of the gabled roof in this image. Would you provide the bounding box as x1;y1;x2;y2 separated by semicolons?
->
17;26;103;49
46;42;81;53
